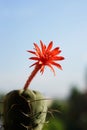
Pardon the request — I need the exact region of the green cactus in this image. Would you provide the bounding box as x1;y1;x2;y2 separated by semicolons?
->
3;89;47;130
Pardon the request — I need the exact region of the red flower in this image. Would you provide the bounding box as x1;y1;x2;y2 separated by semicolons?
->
24;40;64;89
28;40;64;75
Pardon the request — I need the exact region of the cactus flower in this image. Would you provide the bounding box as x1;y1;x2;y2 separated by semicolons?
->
3;40;64;130
24;40;64;89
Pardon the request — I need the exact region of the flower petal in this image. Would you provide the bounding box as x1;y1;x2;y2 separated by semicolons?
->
51;47;60;56
40;65;45;74
51;61;63;70
34;43;42;56
46;41;53;52
27;50;36;55
52;56;65;60
29;62;39;67
47;64;55;75
29;57;39;60
40;40;46;54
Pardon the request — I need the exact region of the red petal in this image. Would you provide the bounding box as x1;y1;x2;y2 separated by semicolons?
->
46;41;53;52
40;40;46;54
29;57;39;60
51;47;60;56
51;61;63;70
52;56;65;60
29;62;39;67
47;64;55;75
40;65;45;74
34;43;42;56
40;40;44;50
27;50;36;55
57;50;62;55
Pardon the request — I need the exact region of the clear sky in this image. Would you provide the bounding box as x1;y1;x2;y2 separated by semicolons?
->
0;0;87;98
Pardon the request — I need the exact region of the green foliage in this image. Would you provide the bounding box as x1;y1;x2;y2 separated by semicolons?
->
43;118;65;130
0;93;4;113
43;87;87;130
66;87;87;130
42;99;66;130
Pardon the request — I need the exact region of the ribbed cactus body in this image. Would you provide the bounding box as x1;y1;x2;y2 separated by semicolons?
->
3;89;47;130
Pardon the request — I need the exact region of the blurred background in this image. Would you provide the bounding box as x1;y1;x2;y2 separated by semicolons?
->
0;0;87;129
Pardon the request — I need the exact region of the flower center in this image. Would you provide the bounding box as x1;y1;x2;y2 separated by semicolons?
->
39;53;51;65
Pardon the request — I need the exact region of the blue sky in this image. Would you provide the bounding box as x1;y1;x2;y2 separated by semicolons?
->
0;0;87;98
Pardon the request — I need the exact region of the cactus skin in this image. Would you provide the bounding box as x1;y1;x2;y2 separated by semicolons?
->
3;89;47;130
